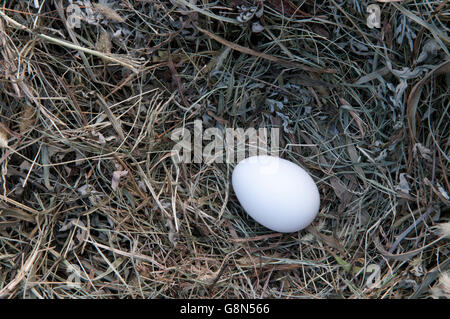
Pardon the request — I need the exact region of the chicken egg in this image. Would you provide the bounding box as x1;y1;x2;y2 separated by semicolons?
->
232;155;320;233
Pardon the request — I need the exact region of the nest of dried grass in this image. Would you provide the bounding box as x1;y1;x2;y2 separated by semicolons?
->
0;0;448;299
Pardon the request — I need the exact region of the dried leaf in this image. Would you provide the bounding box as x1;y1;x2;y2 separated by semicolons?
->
391;2;449;49
391;66;425;80
434;222;450;239
190;263;219;284
395;173;410;194
77;184;92;195
19;105;35;134
96;29;112;53
0;126;8;148
413;143;432;160
255;5;264;18
60;218;85;232
75;151;86;166
307;226;347;255
388;79;408;109
354;67;390;85
375;149;388;162
41;144;53;190
416;39;442;64
93;3;125;23
350;39;371;56
211;46;231;73
92;131;116;145
66;264;82;288
330;177;348;201
251;21;264;33
59;219;87;251
111;169;128;191
423;178;450;204
19;161;32;172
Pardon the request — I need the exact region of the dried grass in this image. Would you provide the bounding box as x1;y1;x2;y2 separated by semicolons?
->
0;0;448;299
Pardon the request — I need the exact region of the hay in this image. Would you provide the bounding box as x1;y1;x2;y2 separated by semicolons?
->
0;0;448;299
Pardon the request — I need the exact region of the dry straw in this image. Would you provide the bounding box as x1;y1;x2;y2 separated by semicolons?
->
0;0;448;299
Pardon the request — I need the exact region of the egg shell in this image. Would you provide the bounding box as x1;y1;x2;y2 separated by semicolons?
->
232;155;320;233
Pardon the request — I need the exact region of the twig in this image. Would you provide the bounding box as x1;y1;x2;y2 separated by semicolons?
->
0;194;40;216
86;240;164;269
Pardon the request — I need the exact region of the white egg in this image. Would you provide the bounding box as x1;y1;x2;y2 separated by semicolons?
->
232;155;320;233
